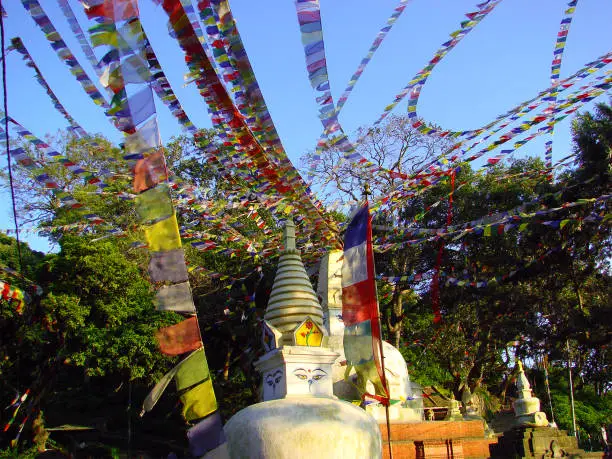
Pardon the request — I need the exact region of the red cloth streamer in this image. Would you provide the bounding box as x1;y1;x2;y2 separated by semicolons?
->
84;0;139;21
155;317;202;355
133;152;168;193
430;171;455;323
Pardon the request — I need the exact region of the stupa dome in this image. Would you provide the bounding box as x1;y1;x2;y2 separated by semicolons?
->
264;220;324;345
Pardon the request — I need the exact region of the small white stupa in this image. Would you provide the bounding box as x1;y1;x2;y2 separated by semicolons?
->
512;360;548;427
222;220;382;458
317;249;423;422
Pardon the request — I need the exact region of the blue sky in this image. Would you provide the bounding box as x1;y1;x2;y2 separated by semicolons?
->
1;0;611;252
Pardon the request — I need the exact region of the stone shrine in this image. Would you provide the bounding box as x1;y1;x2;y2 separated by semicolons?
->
490;360;596;458
513;360;549;427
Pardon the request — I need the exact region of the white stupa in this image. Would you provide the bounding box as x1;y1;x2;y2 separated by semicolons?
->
317;249;423;422
221;221;382;458
513;360;548;427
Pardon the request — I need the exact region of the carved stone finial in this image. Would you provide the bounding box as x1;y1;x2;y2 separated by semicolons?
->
283;219;296;252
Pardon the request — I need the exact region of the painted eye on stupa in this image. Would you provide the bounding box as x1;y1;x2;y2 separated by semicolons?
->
293;368;308;380
311;369;327;381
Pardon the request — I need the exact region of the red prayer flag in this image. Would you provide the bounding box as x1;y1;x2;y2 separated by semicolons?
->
133;152;168;193
84;0;139;21
156;317;202;355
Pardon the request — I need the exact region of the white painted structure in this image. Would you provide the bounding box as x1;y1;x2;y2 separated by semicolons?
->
317;249;423;422
513;360;549;427
221;221;382;459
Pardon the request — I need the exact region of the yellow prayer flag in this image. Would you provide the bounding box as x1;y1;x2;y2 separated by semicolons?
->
91;31;118;48
144;215;181;251
180;379;218;422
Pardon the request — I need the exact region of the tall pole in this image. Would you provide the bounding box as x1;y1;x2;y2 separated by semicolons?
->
567;340;577;437
544;366;556;427
1;0;24;274
364;183;393;459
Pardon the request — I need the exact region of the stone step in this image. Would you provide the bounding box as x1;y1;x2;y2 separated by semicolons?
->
488;411;516;434
489;426;607;458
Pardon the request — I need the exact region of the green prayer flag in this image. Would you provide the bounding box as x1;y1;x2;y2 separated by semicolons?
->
176;348;209;392
136;184;173;224
140;348;208;416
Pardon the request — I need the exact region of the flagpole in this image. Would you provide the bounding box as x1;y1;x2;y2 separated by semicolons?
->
364;184;393;459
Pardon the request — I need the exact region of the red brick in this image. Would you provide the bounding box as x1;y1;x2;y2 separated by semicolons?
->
379;421;485;441
461;438;497;458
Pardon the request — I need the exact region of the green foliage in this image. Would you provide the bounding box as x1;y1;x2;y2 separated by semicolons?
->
0;233;45;280
0;446;39;459
571;101;612;193
367;105;611;404
40;237;181;381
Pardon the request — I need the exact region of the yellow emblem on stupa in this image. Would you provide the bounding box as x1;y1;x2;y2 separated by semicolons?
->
294;316;323;347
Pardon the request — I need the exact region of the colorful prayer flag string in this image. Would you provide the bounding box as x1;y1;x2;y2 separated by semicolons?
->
9;37;88;138
20;0;110;109
545;0;579;180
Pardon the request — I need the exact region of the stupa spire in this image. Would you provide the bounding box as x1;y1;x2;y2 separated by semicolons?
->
283;218;296;252
264;219;324;346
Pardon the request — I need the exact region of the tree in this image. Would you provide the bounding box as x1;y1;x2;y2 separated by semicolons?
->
302;115;452;204
315;106;611;400
0;132;126;233
302;115;453;348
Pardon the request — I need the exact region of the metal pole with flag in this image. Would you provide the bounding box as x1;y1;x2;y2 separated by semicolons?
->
341;189;393;458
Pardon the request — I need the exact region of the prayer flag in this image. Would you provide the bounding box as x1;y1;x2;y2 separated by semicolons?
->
175;348;210;392
149;249;189;283
122;86;155;127
155;317;202;356
144;215;181;252
100;54;151;91
136;184;173;223
155;282;195;313
133;151;167;193
341;203;388;402
180;379;217;421
141;348;212;415
124;117;161;154
187;412;226;456
140;360;179;415
83;0;139;21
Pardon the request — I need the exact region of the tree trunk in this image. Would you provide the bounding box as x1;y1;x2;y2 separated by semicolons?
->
570;259;585;311
385;284;403;348
392;285;403;348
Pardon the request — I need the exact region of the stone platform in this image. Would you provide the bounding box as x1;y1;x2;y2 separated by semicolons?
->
489;426;605;458
379;420;497;458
